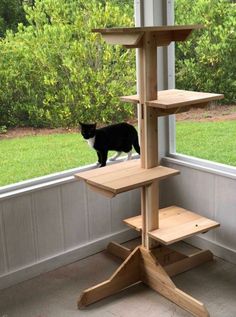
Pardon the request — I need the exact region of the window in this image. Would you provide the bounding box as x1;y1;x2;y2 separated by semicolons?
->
171;0;236;172
0;0;135;191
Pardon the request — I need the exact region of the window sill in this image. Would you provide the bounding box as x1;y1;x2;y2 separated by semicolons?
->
164;153;236;180
0;155;139;199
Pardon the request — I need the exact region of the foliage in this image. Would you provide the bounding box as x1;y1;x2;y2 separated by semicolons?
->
0;0;235;128
0;125;7;134
0;0;29;37
0;0;135;128
175;0;236;104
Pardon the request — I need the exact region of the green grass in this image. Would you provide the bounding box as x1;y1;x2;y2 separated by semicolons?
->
176;120;236;166
0;120;235;187
0;133;98;187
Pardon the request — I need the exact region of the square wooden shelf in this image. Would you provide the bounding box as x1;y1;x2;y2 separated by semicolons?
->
75;159;179;198
93;25;203;48
124;205;220;245
120;89;224;115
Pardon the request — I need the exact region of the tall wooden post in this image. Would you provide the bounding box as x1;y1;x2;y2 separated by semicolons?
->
139;32;159;249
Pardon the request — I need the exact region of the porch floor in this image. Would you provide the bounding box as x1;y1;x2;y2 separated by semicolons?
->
0;239;236;317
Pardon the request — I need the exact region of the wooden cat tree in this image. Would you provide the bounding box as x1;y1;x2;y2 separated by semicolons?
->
75;25;223;317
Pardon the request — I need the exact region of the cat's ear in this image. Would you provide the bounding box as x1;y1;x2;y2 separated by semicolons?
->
79;121;83;127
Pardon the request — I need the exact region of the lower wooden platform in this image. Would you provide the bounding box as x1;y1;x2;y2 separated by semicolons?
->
124;206;220;245
78;242;213;316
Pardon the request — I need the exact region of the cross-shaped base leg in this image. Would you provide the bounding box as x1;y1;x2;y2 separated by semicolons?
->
78;244;211;317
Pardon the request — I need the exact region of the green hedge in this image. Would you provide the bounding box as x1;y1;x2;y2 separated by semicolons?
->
0;0;235;129
0;0;135;128
175;0;236;104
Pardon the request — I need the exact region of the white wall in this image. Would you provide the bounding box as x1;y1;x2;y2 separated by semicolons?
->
0;170;140;290
1;156;236;290
161;157;236;264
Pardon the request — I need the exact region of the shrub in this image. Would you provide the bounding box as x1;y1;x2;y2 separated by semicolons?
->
175;0;236;104
0;0;135;128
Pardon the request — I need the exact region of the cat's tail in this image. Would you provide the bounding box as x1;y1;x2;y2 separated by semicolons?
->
133;132;140;155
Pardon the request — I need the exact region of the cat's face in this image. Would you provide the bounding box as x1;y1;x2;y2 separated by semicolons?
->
79;122;96;140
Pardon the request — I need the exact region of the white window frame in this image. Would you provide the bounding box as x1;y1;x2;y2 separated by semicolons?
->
1;0;235;198
161;0;236;181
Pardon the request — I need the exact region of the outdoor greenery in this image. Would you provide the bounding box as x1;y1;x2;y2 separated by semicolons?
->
0;0;236;186
0;0;135;129
0;119;236;186
0;0;235;130
175;0;236;104
0;0;27;37
0;132;96;186
176;120;236;166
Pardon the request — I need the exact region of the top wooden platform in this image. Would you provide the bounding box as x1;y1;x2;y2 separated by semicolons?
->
75;159;179;198
92;25;203;48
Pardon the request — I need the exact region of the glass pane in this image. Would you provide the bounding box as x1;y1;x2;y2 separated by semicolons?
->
176;106;236;167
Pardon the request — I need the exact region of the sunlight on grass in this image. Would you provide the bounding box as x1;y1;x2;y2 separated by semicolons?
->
176;121;236;166
0;133;97;186
1;120;236;187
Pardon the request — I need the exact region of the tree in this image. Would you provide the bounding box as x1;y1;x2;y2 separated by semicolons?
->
175;0;236;103
0;0;29;37
0;0;135;128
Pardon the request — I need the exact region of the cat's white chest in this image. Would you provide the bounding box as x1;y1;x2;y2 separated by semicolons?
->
87;137;95;149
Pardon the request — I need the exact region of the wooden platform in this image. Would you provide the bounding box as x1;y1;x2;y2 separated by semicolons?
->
124;206;220;245
93;25;203;48
120;89;224;113
75;160;179;198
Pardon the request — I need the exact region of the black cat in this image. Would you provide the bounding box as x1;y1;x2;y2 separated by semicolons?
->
79;122;140;167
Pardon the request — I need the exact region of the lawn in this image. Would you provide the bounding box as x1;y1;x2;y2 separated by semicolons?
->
0;120;235;187
176;120;236;166
0;133;97;187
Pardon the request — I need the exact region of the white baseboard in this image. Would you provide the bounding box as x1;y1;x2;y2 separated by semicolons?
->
1;230;235;291
185;235;236;265
0;229;139;290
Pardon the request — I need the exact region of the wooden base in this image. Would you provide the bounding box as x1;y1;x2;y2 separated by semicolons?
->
78;243;212;316
106;241;132;260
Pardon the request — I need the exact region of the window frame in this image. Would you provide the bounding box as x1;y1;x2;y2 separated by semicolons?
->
167;115;236;180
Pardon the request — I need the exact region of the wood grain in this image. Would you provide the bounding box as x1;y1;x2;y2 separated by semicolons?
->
106;241;131;260
78;247;141;308
75;159;179;197
93;25;203;33
102;32;143;46
120;89;224;109
124;205;220;245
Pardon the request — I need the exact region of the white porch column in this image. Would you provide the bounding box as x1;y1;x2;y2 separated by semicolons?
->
134;0;175;159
